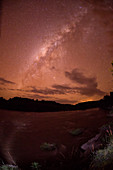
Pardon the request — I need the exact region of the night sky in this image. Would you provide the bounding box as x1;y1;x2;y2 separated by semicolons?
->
0;0;113;104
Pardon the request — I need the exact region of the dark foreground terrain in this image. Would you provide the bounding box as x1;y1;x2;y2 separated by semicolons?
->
0;108;111;169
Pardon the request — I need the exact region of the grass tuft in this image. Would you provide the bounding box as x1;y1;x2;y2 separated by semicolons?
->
0;165;19;170
31;162;41;170
69;128;83;136
40;142;56;151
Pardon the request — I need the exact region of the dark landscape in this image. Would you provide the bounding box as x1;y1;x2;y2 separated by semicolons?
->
0;92;113;112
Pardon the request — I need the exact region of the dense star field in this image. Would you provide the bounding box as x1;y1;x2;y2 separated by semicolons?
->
0;0;113;104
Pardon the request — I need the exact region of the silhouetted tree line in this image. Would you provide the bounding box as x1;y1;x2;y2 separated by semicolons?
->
0;92;113;112
0;97;75;112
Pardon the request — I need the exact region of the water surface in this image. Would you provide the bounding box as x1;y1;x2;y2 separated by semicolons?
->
0;108;108;166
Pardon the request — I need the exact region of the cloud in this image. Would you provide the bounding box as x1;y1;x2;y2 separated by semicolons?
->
7;74;105;99
65;68;97;85
28;85;77;95
0;77;16;85
65;68;105;97
75;86;105;97
28;86;66;95
28;80;105;97
25;93;51;100
7;86;67;95
52;84;78;94
0;87;6;90
52;84;73;90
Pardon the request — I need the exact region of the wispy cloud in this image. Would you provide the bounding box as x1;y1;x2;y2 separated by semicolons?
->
0;77;16;85
28;86;66;95
0;87;6;90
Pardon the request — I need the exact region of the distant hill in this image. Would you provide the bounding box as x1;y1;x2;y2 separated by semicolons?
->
0;92;113;112
0;97;75;112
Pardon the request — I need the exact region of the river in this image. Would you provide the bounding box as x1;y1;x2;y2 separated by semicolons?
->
0;108;109;168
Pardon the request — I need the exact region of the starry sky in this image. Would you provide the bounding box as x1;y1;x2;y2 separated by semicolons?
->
0;0;113;104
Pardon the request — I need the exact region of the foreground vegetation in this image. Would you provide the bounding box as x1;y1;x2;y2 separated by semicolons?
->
0;162;42;170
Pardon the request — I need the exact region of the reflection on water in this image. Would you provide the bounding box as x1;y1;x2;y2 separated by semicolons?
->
0;112;31;165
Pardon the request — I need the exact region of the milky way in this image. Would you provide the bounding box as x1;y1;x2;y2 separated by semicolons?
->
22;4;89;87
